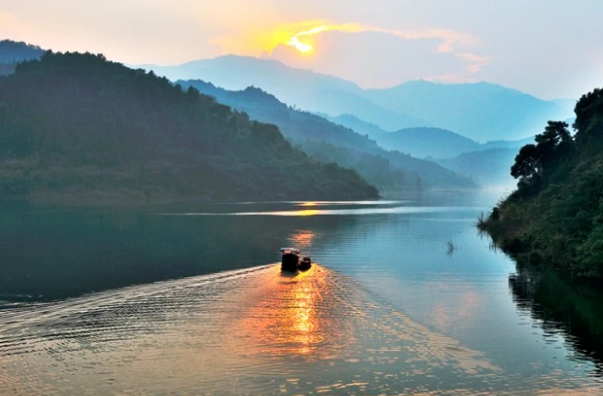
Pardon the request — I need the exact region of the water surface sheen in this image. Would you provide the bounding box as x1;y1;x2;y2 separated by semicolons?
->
1;194;602;395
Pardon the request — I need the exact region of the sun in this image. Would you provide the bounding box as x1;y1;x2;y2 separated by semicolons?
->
288;35;314;54
276;23;364;56
290;38;314;54
286;25;330;55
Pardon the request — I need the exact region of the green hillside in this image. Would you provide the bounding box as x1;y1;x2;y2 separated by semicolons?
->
482;87;603;278
0;51;379;203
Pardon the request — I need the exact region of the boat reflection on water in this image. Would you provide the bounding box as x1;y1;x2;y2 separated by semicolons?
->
229;265;357;361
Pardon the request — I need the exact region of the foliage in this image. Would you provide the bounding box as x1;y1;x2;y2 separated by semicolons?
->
484;88;603;278
0;51;379;203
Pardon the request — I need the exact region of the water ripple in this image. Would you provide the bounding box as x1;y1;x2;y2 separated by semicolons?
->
0;265;600;395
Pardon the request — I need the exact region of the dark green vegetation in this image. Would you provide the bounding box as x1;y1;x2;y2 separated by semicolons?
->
178;81;478;195
482;88;603;278
0;51;379;203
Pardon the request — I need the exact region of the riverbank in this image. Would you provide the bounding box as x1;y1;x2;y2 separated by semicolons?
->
478;88;603;279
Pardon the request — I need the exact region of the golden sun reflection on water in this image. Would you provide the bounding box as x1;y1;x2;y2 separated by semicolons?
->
229;265;354;360
299;202;318;207
298;209;320;216
1;265;602;395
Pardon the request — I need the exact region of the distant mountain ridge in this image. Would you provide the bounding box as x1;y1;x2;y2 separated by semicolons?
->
330;114;533;158
364;80;570;141
146;55;426;131
0;40;44;76
178;80;478;194
435;148;520;188
0;40;44;63
379;127;480;159
144;55;573;141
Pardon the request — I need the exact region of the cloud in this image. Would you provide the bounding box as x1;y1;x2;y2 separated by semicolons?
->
260;21;491;87
210;20;492;86
283;23;492;79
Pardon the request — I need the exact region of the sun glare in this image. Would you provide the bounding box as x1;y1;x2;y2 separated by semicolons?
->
281;23;365;55
289;37;314;53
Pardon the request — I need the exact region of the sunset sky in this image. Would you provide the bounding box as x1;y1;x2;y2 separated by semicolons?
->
0;0;601;99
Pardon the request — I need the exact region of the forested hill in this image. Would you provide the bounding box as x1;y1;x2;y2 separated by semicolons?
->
483;87;603;278
0;52;379;203
178;80;478;195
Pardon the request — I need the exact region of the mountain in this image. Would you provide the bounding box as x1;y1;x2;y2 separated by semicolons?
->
379;127;481;159
482;87;603;278
144;55;426;130
365;80;571;141
434;148;519;187
552;98;578;113
0;52;379;203
326;113;535;188
291;89;427;131
178;80;478;194
145;55;361;99
330;114;531;157
0;40;44;76
144;56;573;141
0;40;44;63
328;114;388;140
481;136;534;151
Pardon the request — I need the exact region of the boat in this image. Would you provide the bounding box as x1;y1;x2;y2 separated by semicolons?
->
280;247;312;272
298;256;312;272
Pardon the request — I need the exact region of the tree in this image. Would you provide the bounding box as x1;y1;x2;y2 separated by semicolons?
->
534;121;574;169
511;144;542;191
574;88;603;135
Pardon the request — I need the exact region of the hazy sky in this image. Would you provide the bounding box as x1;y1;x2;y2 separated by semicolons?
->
0;0;601;99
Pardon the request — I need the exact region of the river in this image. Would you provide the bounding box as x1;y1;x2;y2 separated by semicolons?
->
1;193;602;395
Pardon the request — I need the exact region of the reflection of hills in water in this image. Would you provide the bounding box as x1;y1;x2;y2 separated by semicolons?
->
1;265;600;395
510;267;603;375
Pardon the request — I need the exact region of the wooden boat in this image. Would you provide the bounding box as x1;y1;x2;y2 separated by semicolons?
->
280;247;312;272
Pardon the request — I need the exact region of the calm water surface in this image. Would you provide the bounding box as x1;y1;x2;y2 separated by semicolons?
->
1;193;602;395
